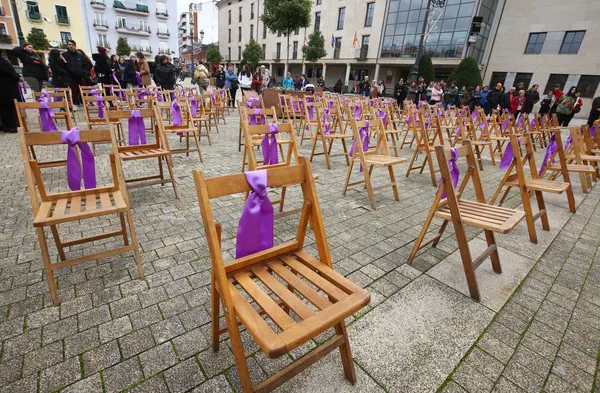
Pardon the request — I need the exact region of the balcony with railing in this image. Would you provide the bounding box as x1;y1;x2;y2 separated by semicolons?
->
0;34;12;44
355;46;368;60
97;42;111;49
156;10;168;19
273;51;280;61
113;1;149;16
157;29;170;38
158;48;170;54
90;0;106;9
27;11;42;21
130;45;151;55
56;15;70;25
93;19;109;30
116;23;151;36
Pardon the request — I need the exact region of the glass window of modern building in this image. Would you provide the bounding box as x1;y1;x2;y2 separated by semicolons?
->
381;0;499;63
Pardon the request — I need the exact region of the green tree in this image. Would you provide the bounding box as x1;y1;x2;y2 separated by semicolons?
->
418;53;435;84
302;30;326;82
26;29;49;51
447;57;482;88
116;38;132;57
242;40;263;70
205;43;223;63
261;0;311;73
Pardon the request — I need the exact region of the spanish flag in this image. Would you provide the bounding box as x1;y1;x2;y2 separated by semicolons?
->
352;31;358;48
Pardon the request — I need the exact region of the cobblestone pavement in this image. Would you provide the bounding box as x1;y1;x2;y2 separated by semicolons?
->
0;107;598;393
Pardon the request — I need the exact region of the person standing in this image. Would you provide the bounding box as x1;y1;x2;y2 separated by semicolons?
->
298;74;309;90
194;61;210;92
502;87;516;113
443;81;459;109
480;85;489;111
586;95;600;127
510;90;526;118
224;63;238;107
538;91;554;115
282;72;294;90
550;84;563;113
334;78;343;94
11;42;49;92
523;84;540;114
469;86;482;111
555;86;579;126
486;83;503;113
261;65;271;89
251;66;263;93
430;82;443;105
214;64;226;89
48;49;71;88
0;52;21;133
359;75;371;97
92;47;113;88
154;55;176;90
238;64;252;94
136;52;151;86
62;40;87;104
123;55;138;88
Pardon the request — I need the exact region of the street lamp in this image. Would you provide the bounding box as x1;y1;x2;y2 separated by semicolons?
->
190;29;204;73
409;0;447;81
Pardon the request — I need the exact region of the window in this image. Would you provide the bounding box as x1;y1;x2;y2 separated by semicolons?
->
337;7;345;30
228;10;231;25
364;2;375;27
334;37;341;59
238;26;241;42
238;6;242;22
359;35;369;58
97;34;108;47
276;42;281;59
314;12;321;32
292;41;298;59
489;72;507;87
94;13;107;26
55;5;68;24
26;1;40;19
560;30;585;54
524;32;546;54
513;73;533;90
250;24;254;40
316;0;321;4
117;17;127;28
0;23;7;36
250;3;254;19
138;20;148;30
60;31;72;45
294;27;299;35
228;47;231;61
140;39;149;51
263;23;267;39
238;46;241;60
544;74;569;94
262;44;266;59
576;75;600;98
228;29;231;43
277;30;282;37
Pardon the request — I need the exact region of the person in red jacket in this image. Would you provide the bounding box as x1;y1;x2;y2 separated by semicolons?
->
550;84;563;113
511;89;527;117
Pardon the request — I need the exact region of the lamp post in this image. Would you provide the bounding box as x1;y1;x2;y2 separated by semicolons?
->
190;29;204;72
409;0;447;82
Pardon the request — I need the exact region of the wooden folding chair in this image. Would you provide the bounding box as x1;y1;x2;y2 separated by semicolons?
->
34;90;75;125
408;141;526;301
465;112;495;169
343;115;407;209
193;157;370;393
405;112;439;187
18;127;144;305
187;95;213;146
309;105;351;169
105;108;178;197
154;97;203;162
239;106;281;171
489;133;575;243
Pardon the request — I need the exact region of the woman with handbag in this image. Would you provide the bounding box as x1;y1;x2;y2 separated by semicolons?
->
556;87;581;126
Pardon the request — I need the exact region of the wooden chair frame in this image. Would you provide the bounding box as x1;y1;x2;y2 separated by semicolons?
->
153;98;203;162
405;112;438;187
309;105;352;169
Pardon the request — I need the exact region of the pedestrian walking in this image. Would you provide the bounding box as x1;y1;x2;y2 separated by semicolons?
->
154;55;176;90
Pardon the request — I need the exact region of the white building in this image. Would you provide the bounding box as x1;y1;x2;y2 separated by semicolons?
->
178;1;219;63
483;0;600;115
82;0;178;60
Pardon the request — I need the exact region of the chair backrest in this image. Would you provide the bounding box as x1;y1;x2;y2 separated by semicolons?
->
15;100;72;132
242;120;298;170
193;156;330;271
82;95;120;125
153;97;192;142
348;115;391;158
240;105;278;126
106;108;161;147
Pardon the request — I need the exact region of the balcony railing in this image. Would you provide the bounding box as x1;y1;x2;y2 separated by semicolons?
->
97;42;111;49
0;34;12;44
158;48;169;54
273;52;280;61
355;47;368;60
113;1;149;14
90;0;106;7
56;15;70;25
131;45;151;54
116;24;151;35
156;10;168;18
93;20;109;29
27;12;42;21
157;29;170;37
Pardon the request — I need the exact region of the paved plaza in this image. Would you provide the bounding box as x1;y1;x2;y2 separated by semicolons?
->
0;109;599;393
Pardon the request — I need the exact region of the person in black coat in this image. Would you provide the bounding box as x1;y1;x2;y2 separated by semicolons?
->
154;55;176;90
123;56;138;88
11;42;49;92
523;84;540;113
48;49;71;88
62;40;89;104
0;52;22;132
486;83;504;113
92;47;113;85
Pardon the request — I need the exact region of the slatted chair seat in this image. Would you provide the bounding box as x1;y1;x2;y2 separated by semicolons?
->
119;147;171;160
34;190;127;227
434;199;524;234
358;154;407;166
566;154;600;162
226;250;370;358
505;178;570;193
548;163;595;173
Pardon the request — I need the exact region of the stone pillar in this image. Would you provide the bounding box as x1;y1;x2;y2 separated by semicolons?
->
374;63;381;84
302;63;306;75
322;63;327;80
344;63;352;87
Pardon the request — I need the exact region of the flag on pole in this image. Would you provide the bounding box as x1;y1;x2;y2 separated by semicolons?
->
331;34;335;48
352;31;358;48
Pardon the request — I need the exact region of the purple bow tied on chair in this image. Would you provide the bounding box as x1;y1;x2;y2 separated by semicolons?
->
137;89;149;100
235;170;274;258
439;147;460;198
329;100;334;109
292;101;299;112
437;107;442;117
39;101;58;132
354;105;361;120
246;97;260;108
153;88;164;102
96;95;105;119
538;134;557;177
501;119;508;131
190;98;198;117
261;123;279;165
349;120;370;172
171;101;182;126
61;128;96;191
499;138;520;170
307;104;315;121
136;72;142;86
39;91;50;102
564;135;573;151
516;116;523;128
323;109;331;135
53;88;63;102
249;109;265;125
210;90;216;105
471;110;478;121
592;124;598;137
530;118;536;128
453;125;462;137
377;108;387;127
128;110;147;145
418;100;423;109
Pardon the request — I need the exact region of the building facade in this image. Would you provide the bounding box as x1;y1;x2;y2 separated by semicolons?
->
81;0;178;59
216;0;502;91
16;0;90;53
178;1;219;66
0;0;18;58
483;0;600;113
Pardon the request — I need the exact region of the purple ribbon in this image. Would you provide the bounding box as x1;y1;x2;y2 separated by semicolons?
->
538;134;556;177
453;125;462;137
235;170;273;258
592;124;598;137
18;82;27;101
471;110;477;122
153;88;164;102
53;88;63;102
171;101;182;126
329;100;334;109
137;89;150;100
39;101;58;132
292;101;299;112
136;71;142;86
418;100;423;109
190;98;198;117
249;108;265;125
96;95;105;118
530;118;536;128
501;119;508;131
210;90;216;105
377;108;387;127
323;108;331;135
246;97;260;108
564;135;572;151
261;123;279;165
354;106;361;120
437;107;442;117
499;139;520;170
112;72;120;87
516;116;523;128
349;120;370;172
128;110;147;145
39;92;50;102
440;147;460;198
61;128;96;191
307;104;315;121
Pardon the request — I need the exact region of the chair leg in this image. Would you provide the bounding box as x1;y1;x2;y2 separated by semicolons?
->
125;210;145;280
534;190;550;231
454;222;480;301
225;306;254;393
37;227;59;305
388;165;399;201
341;139;350;166
165;154;179;199
49;225;66;261
363;166;376;210
335;323;357;384
342;160;355;196
279;186;287;213
192;132;204;163
158;156;164;186
483;229;502;274
426;154;437;187
321;136;331;169
119;213;129;246
211;275;221;352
